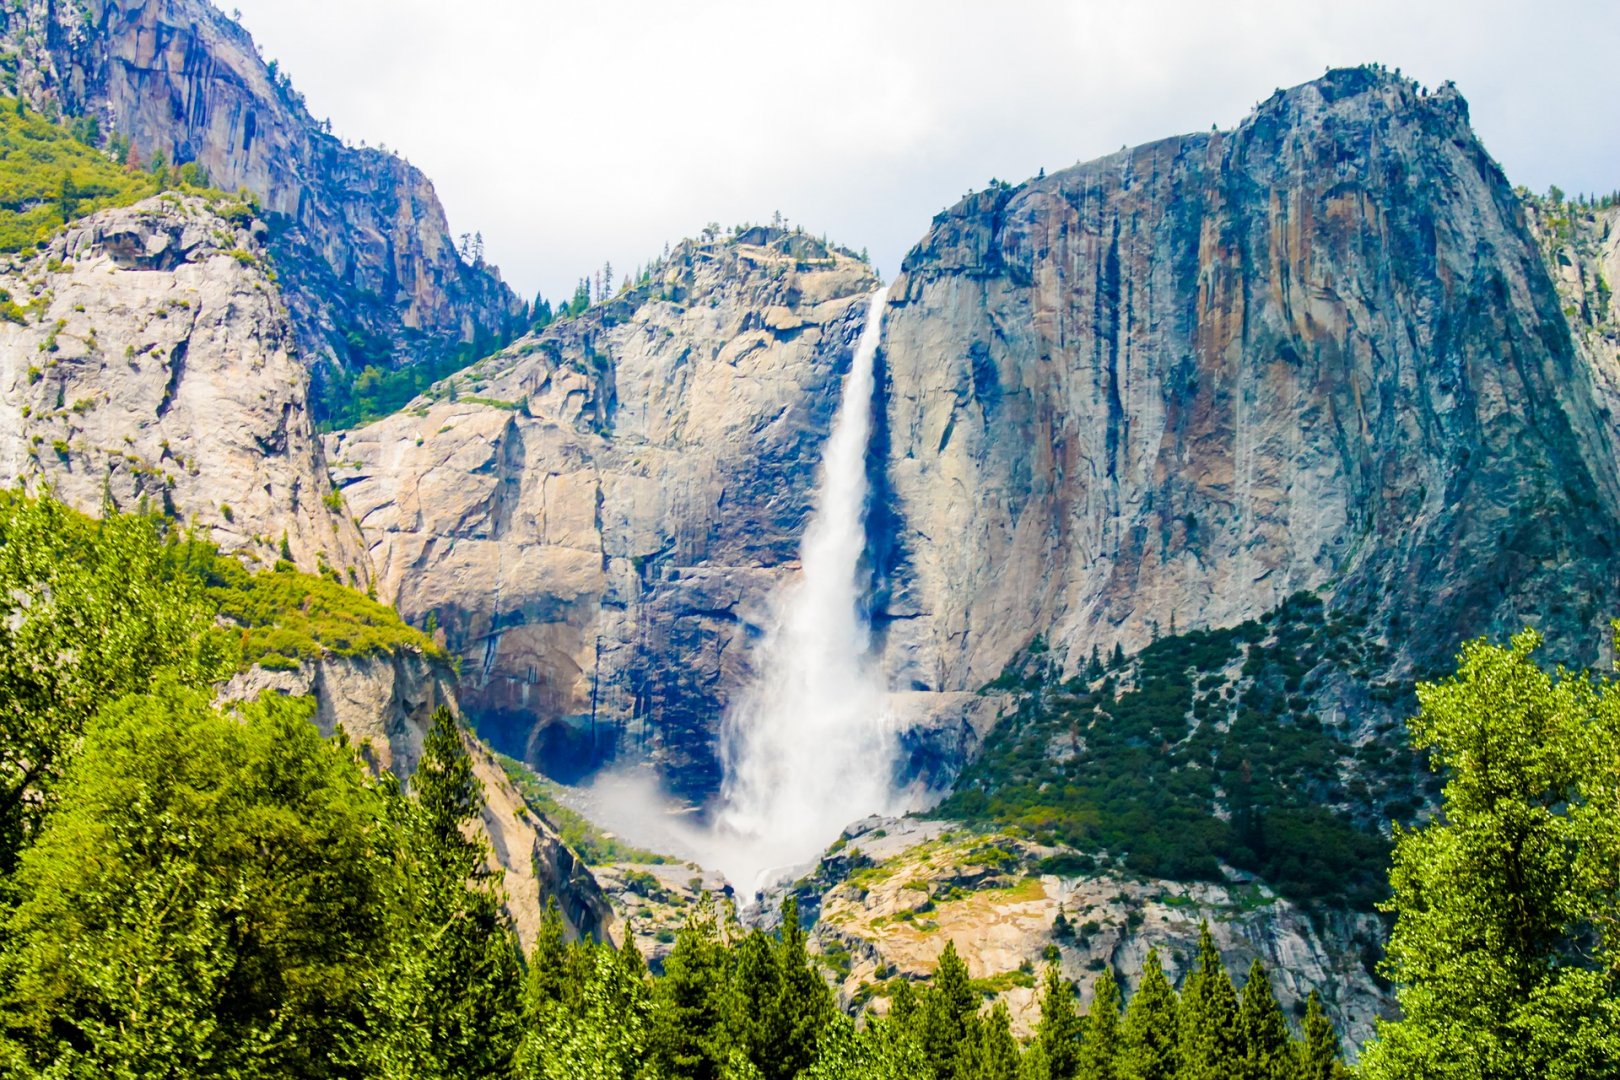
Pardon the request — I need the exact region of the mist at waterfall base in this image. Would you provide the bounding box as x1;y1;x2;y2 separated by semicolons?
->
565;288;915;896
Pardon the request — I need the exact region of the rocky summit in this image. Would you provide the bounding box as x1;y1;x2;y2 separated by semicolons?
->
2;0;525;406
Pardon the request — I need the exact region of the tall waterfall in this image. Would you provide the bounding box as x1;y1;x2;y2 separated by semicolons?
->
714;286;899;892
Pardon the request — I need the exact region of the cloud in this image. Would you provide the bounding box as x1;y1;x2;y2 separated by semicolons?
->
228;0;1620;301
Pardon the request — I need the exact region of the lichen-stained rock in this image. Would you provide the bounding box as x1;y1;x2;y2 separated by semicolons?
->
877;67;1620;699
0;194;367;577
1;0;523;382
808;819;1390;1049
1529;198;1620;492
330;233;882;798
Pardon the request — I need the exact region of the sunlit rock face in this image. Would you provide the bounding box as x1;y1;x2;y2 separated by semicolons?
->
330;232;887;800
342;69;1619;808
0;196;367;578
2;0;524;382
876;67;1620;712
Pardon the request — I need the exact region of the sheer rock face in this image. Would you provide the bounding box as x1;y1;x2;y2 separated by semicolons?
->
0;195;367;577
1;0;522;378
875;68;1620;704
330;234;888;801
335;72;1620;802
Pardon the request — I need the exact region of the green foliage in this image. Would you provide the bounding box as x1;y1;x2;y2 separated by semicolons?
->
1297;992;1345;1080
0;96;225;254
313;330;503;431
369;706;524;1077
917;939;980;1078
1034;961;1082;1079
1360;629;1620;1080
1233;959;1292;1080
1177;923;1241;1080
0;683;396;1076
1119;948;1180;1080
0;491;234;876
939;592;1405;908
168;539;441;668
1077;969;1123;1080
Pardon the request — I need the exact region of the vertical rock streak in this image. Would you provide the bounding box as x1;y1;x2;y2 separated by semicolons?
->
716;287;898;890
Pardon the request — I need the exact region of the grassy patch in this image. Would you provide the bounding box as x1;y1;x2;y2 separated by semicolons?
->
0;97;235;254
167;543;441;669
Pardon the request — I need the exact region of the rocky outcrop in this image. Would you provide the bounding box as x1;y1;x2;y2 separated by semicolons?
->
1;0;523;392
808;818;1390;1049
330;233;887;799
875;67;1620;701
0;194;366;576
1529;198;1620;471
225;650;613;947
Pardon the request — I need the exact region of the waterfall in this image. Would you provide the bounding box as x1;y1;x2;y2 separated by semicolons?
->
714;286;898;892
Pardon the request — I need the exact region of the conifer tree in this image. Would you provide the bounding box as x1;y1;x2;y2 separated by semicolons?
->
1296;992;1345;1080
405;706;525;1077
726;927;779;1068
1176;923;1240;1080
764;896;835;1080
1233;959;1291;1080
960;1000;1022;1080
650;894;732;1080
1077;969;1123;1080
527;899;570;1010
918;939;980;1078
1118;948;1179;1080
1035;962;1083;1080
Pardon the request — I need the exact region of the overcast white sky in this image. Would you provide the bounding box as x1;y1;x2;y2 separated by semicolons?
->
226;0;1619;304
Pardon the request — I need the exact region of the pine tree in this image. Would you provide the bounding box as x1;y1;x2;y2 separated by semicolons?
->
1233;959;1291;1080
1118;948;1179;1080
1111;642;1126;668
760;896;833;1080
527;899;570;1010
1086;645;1105;682
727;928;779;1068
1296;992;1344;1080
1077;969;1122;1080
1176;923;1240;1080
1035;962;1083;1080
960;1000;1022;1080
407;706;525;1077
918;940;980;1078
650;894;732;1080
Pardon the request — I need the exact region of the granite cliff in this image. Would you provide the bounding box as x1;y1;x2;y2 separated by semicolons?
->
0;0;524;406
0;193;366;576
0;193;609;944
327;231;944;802
332;69;1620;811
876;68;1618;706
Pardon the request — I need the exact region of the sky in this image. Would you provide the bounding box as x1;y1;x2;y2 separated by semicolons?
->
224;0;1620;304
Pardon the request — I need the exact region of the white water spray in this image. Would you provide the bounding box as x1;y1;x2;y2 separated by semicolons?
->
713;286;900;891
